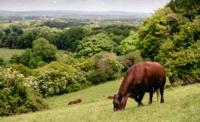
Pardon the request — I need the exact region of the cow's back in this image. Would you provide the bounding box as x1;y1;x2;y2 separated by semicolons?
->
143;62;166;91
118;62;165;95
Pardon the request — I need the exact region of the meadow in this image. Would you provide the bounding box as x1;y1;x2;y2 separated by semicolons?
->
0;48;66;61
0;77;199;122
0;48;25;61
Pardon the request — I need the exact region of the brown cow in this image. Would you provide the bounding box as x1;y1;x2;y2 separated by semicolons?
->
113;62;166;111
107;96;114;99
68;99;82;105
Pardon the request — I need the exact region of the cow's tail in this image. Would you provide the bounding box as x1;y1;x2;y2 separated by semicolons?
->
156;89;159;102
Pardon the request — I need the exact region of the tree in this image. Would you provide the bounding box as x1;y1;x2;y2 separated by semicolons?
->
9;54;21;64
167;0;200;21
60;27;89;52
139;7;175;60
1;35;7;45
4;28;11;35
17;29;23;35
17;31;35;48
32;38;57;63
76;33;114;58
46;32;60;45
20;48;33;66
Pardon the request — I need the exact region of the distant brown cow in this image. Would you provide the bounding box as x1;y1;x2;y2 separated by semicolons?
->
68;99;82;105
113;62;166;111
107;96;114;99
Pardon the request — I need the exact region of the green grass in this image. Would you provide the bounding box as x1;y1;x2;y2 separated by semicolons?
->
0;48;25;61
0;48;66;61
0;77;200;122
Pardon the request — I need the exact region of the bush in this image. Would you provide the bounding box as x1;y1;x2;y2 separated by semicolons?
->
37;61;48;68
92;52;124;80
6;64;33;77
0;68;48;116
35;61;72;76
73;58;95;71
87;69;109;84
25;68;91;97
9;54;21;64
118;51;143;71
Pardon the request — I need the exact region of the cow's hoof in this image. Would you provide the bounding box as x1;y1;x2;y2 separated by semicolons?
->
137;103;143;107
160;100;164;103
149;101;152;104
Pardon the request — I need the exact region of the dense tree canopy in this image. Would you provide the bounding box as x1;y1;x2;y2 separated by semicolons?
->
76;33;115;58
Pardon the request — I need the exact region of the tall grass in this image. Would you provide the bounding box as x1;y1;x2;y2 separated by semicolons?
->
0;77;200;122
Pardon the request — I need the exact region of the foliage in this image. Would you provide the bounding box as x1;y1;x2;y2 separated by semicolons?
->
25;68;91;97
73;58;95;72
37;61;48;68
0;57;3;65
118;51;143;71
60;27;89;52
159;16;200;84
6;64;33;77
87;69;109;84
118;31;140;55
92;52;124;80
76;33;114;58
9;54;21;64
167;0;200;21
0;67;48;116
139;7;176;60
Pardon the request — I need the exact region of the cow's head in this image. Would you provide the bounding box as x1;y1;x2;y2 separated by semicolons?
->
77;99;82;102
113;93;127;111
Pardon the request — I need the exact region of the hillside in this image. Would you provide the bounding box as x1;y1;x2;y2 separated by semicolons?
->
0;77;200;122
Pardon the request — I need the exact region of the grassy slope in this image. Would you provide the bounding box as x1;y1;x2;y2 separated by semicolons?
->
0;77;200;122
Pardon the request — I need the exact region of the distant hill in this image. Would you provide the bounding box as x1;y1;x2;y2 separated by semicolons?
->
0;10;151;17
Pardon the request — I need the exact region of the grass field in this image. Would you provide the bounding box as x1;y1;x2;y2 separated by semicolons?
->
0;48;66;61
0;77;200;122
0;48;25;61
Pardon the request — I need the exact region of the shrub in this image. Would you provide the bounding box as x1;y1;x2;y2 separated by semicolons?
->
0;67;48;116
9;54;21;64
6;64;33;77
35;61;72;76
37;61;48;68
25;68;91;97
73;58;95;71
87;69;109;84
118;51;143;71
92;52;124;80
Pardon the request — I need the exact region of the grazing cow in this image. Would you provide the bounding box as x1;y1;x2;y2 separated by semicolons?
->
107;96;114;99
68;99;82;105
113;62;166;111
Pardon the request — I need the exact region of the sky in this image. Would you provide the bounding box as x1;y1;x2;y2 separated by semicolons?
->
0;0;171;13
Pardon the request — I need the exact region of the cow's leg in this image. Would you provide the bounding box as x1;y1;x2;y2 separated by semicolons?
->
160;76;166;103
137;92;145;107
149;91;153;104
160;88;164;103
134;92;139;103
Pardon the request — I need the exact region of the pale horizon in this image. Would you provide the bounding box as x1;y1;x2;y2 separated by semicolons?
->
0;0;171;13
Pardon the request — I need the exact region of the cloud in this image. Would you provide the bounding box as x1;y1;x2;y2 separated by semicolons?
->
0;0;171;12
